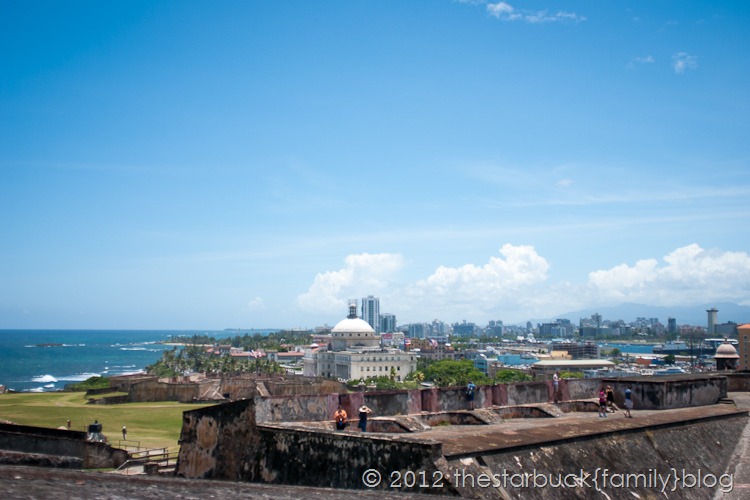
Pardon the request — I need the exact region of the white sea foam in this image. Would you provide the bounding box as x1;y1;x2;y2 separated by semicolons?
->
28;387;45;392
56;373;100;382
44;383;55;388
121;369;146;376
32;375;58;383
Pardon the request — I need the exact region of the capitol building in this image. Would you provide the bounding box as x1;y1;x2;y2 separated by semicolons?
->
303;301;417;381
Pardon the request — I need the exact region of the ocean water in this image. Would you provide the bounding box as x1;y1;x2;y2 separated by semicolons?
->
496;354;538;365
0;330;242;393
599;343;655;354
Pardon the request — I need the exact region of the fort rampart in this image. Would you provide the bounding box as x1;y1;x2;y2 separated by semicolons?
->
0;422;127;469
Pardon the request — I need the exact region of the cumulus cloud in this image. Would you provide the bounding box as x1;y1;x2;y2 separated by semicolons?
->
486;2;586;23
672;52;698;74
297;244;750;325
414;244;549;297
397;244;552;321
296;253;405;315
588;244;750;306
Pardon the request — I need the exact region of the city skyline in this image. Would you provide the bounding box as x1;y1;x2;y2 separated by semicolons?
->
2;2;749;329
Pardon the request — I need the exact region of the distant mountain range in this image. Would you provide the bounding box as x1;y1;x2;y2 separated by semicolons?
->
539;302;750;327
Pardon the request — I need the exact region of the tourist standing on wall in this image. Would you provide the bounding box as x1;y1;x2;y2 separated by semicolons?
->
333;405;348;431
553;372;560;403
624;386;633;418
466;381;477;410
358;405;372;432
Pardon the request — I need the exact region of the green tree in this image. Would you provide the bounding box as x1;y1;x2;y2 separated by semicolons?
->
493;369;532;383
423;359;488;387
664;354;676;365
405;370;425;384
363;376;401;390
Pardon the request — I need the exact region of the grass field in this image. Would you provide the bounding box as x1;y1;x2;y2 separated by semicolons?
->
0;392;212;450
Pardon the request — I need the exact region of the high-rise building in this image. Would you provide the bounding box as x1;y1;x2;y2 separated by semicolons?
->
592;313;602;328
707;308;718;336
361;295;380;334
739;324;750;371
668;317;677;334
380;313;396;334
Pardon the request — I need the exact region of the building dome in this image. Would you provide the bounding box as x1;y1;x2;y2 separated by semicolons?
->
714;340;739;359
331;300;375;334
331;317;375;334
330;301;379;351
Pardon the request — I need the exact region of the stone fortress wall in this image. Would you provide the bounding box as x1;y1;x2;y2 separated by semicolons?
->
175;373;750;499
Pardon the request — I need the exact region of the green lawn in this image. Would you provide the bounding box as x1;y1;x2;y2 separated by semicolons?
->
0;392;212;450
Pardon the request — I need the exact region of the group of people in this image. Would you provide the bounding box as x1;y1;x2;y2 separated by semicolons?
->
598;385;633;418
333;404;372;432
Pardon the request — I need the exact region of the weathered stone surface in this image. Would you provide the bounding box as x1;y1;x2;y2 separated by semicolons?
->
446;412;748;499
0;423;127;469
603;375;727;410
176;398;258;480
506;382;548;406
254;424;453;495
173;375;747;498
0;464;441;499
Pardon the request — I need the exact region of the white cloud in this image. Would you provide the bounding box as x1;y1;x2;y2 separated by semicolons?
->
297;244;750;325
626;55;655;70
587;244;750;306
246;297;265;311
296;253;405;315
397;244;551;320
672;52;698;74
486;2;586;23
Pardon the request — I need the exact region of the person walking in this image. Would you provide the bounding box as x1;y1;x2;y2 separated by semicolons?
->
598;388;608;417
358;405;372;432
624;386;633;418
122;425;127;441
606;386;617;413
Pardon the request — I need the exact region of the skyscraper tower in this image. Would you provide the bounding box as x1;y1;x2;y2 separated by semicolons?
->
668;317;677;334
361;295;381;334
707;308;718;336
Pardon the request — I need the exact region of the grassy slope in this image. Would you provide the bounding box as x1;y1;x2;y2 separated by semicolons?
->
0;392;211;450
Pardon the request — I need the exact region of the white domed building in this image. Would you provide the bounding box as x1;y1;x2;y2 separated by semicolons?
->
304;301;417;381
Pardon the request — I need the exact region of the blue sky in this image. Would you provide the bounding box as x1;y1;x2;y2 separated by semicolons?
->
2;1;749;329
